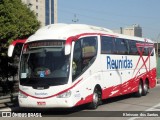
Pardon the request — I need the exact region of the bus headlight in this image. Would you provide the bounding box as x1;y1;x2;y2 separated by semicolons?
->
57;90;71;98
19;91;28;98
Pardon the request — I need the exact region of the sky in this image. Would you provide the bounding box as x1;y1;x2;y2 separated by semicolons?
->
58;0;160;41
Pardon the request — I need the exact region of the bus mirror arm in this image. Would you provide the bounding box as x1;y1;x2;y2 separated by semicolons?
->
7;39;27;57
65;36;77;55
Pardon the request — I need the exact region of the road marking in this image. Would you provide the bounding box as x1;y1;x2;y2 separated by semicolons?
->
128;103;160;120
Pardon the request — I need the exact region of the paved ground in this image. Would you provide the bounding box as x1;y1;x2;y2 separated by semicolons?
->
0;79;160;120
0;93;18;110
0;84;160;120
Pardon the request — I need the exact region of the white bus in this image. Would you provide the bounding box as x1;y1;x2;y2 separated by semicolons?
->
8;24;156;109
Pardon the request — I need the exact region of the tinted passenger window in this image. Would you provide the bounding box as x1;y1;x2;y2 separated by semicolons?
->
129;40;138;55
101;37;154;56
115;38;129;54
148;47;154;56
72;36;98;81
144;48;149;56
137;46;148;56
136;42;154;56
101;36;116;54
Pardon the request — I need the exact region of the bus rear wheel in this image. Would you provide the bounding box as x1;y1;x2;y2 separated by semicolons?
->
135;81;143;97
142;80;149;96
88;87;101;109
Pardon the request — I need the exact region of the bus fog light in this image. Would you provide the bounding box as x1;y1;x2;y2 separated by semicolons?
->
57;90;71;98
19;91;28;98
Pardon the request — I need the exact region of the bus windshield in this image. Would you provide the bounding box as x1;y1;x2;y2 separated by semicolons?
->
20;40;70;87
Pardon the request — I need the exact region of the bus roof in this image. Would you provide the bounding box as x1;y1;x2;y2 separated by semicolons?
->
27;23;153;43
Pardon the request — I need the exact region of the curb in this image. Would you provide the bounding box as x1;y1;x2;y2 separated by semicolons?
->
0;93;18;100
0;94;18;110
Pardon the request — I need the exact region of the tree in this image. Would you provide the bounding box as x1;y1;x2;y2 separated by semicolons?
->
0;0;40;79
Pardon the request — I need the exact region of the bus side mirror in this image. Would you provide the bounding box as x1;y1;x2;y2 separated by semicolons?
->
8;45;15;57
65;36;77;55
7;39;27;57
65;44;71;55
65;41;75;55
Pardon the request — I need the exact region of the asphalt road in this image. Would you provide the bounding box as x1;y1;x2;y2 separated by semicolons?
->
1;84;160;120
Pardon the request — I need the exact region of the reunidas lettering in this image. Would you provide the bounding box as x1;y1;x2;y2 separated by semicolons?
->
107;56;133;69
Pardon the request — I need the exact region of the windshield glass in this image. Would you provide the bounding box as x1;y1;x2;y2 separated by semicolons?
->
20;40;70;87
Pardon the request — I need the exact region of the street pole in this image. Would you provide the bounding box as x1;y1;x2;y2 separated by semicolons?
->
72;14;79;23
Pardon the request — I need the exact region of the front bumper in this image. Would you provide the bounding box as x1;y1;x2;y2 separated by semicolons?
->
18;96;74;108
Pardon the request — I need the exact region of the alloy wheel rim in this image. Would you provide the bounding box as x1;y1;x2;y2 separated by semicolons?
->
93;92;98;105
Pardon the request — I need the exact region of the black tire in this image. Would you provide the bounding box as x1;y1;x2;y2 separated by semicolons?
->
142;80;149;96
88;87;101;109
135;81;143;97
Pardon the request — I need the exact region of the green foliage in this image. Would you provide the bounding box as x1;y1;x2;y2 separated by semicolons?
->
0;0;40;79
0;0;40;56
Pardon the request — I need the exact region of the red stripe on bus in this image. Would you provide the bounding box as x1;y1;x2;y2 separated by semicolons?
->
74;68;156;107
11;39;27;46
19;78;82;99
65;33;118;46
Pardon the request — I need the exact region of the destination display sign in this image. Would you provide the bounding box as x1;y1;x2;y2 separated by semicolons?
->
28;41;65;48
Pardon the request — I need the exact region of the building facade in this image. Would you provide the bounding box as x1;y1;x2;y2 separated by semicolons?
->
123;24;142;37
113;24;142;37
21;0;57;26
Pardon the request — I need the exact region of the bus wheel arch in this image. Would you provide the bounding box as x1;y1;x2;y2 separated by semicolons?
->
142;78;149;96
88;84;102;109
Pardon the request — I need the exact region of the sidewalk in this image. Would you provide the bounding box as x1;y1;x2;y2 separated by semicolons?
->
0;93;18;110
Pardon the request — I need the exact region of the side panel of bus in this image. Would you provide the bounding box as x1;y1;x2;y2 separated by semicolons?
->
99;36;156;99
71;35;102;106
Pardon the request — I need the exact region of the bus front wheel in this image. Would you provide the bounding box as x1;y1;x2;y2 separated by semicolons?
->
88;87;101;109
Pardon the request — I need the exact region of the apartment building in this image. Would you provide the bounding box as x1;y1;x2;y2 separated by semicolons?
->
21;0;57;26
114;24;142;37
